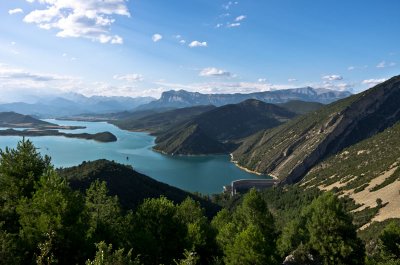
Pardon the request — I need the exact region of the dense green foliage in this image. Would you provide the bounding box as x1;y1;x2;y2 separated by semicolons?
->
58;159;220;217
1;139;399;264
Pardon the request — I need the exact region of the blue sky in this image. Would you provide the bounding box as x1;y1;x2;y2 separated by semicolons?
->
0;0;399;101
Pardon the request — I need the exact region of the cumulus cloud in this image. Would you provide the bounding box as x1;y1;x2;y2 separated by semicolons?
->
152;33;162;42
9;8;24;15
113;73;144;82
258;78;267;83
0;63;83;102
362;78;387;87
174;35;186;44
199;67;231;77
189;41;207;48
288;78;297;82
235;15;246;21
322;75;343;81
22;0;130;44
0;63;158;100
227;23;240;28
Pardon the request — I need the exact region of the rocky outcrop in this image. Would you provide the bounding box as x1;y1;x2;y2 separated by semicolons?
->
137;87;351;110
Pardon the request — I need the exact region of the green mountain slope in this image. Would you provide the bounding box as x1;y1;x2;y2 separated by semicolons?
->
233;75;400;184
0;111;56;128
58;159;220;216
154;99;296;155
112;105;215;133
277;100;324;115
301;121;400;227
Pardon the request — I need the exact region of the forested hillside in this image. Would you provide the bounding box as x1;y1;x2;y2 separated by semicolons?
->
1;139;399;264
154;99;296;155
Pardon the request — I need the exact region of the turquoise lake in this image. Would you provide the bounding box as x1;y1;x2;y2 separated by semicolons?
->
0;119;266;194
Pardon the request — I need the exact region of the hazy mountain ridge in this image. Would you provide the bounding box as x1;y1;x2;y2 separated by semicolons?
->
0;112;56;127
0;94;155;118
138;87;351;110
112;105;216;133
233;75;400;184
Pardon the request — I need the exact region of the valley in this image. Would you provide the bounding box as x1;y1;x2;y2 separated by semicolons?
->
2;1;400;264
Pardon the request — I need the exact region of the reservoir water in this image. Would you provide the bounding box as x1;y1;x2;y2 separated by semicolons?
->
0;119;266;194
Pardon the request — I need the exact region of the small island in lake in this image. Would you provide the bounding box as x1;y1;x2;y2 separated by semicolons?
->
0;112;117;142
0;129;117;143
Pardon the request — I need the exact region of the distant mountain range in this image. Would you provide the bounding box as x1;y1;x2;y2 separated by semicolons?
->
0;87;350;118
0;93;155;118
137;87;351;110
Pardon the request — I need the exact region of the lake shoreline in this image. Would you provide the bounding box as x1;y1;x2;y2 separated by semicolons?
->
0;119;268;194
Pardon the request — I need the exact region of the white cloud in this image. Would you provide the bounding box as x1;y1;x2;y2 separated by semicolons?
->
189;41;207;48
199;67;231;77
113;73;144;82
235;15;246;22
288;78;297;82
223;1;238;10
324;82;353;92
258;78;267;83
0;63;157;99
9;8;23;15
322;75;343;81
0;63;69;82
227;23;240;28
111;35;123;44
154;80;294;95
216;23;224;28
376;61;396;68
347;66;355;71
152;33;162;42
362;78;387;87
179;40;186;45
377;61;386;68
22;0;130;44
0;63;82;101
